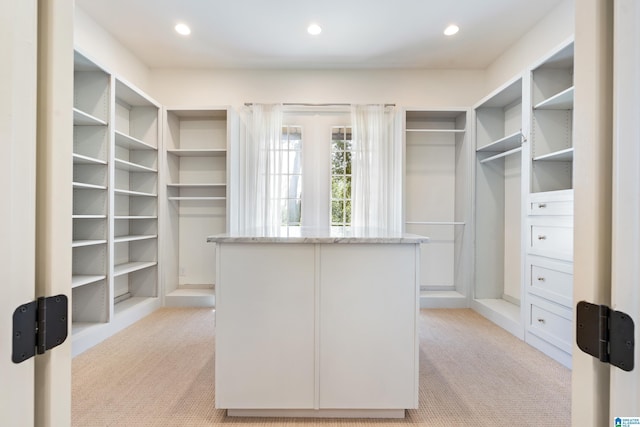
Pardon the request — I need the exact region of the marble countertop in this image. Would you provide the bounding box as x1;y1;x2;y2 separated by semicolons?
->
207;227;428;244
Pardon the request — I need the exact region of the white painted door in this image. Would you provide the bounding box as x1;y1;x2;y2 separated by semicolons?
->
610;0;640;419
0;0;38;424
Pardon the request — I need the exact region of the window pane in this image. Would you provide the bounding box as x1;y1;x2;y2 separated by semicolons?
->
345;200;351;224
276;125;302;226
331;176;345;199
330;125;353;227
331;200;344;225
289;175;302;199
288;150;302;175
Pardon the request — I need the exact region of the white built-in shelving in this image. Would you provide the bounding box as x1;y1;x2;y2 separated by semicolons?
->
71;50;161;356
163;108;235;307
531;42;575;194
404;110;471;308
72;51;110;335
473;76;526;338
524;40;575;368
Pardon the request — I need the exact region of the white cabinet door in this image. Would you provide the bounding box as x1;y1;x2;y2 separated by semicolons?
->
319;244;418;409
215;243;316;409
0;0;38;423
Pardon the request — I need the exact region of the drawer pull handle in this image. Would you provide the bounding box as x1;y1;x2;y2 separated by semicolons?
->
537;277;546;282
537;235;547;240
538;203;547;209
537;318;546;324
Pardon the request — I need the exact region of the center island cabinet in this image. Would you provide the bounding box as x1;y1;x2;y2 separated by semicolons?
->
207;228;428;419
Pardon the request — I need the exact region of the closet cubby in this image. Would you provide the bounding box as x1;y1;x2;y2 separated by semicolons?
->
71;50;161;356
404;110;471;308
163;108;232;307
531;43;574;193
473;77;526;338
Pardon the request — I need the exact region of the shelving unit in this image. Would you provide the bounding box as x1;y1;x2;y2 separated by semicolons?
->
163;108;234;307
473;77;526;338
72;51;110;333
111;78;160;308
71;50;161;356
404;110;471;308
531;42;574;194
524;40;575;368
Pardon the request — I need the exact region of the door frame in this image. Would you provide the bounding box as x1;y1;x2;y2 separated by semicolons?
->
610;0;640;418
34;0;74;425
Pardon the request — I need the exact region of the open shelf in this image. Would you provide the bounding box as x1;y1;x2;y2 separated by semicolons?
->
113;261;157;277
72;182;107;190
73;108;107;126
115;130;157;151
114;158;157;173
533;86;574;110
477;131;523;153
479;147;523;164
114;188;157;197
406;128;465;134
167;148;227;157
533;147;574;162
114;234;158;243
73;153;107;165
72;275;106;288
72;239;107;248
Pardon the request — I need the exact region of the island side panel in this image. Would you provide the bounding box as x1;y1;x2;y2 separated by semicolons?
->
215;242;316;409
318;243;419;409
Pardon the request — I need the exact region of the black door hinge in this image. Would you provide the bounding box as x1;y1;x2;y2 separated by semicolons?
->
12;295;68;364
576;301;635;372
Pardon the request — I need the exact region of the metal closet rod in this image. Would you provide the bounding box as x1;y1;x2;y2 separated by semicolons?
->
244;102;396;107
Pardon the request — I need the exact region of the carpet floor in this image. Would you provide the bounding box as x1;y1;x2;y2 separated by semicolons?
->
72;307;571;426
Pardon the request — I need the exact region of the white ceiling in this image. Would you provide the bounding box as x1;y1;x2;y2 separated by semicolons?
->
75;0;564;70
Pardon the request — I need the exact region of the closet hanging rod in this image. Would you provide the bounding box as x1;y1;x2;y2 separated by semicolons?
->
244;102;395;107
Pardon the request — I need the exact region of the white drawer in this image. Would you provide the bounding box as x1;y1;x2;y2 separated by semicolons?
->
527;218;573;261
529;200;573;216
527;257;573;307
528;190;573;216
528;297;572;354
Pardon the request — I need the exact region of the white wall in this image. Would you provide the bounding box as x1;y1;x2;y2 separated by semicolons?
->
149;68;485;111
484;0;574;94
74;8;151;94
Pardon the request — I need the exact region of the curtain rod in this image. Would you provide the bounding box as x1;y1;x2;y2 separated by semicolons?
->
244;102;395;107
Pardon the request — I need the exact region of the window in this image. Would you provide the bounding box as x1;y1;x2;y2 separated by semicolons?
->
330;126;353;226
277;125;302;226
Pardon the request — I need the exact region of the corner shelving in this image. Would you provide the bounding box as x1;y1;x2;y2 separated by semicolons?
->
404;110;471;308
473;76;526;338
163;108;232;307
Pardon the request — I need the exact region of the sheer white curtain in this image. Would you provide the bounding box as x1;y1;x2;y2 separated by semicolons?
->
350;104;403;232
239;103;284;233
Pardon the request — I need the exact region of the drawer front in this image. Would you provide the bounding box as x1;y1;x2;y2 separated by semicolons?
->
529;224;573;260
529;200;573;216
528;299;572;353
529;262;573;307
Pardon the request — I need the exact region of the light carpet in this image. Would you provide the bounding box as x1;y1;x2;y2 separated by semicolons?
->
72;308;570;426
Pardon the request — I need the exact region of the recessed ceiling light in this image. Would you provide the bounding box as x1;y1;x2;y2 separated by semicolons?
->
175;23;191;36
307;23;322;36
444;24;459;36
